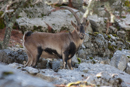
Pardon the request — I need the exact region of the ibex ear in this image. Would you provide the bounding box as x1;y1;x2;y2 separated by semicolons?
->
82;18;89;25
71;21;77;29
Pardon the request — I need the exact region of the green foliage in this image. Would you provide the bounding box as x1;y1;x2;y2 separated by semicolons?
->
33;25;43;32
116;25;120;30
89;57;93;59
0;11;5;29
108;43;115;51
127;9;130;12
89;32;99;36
108;35;111;39
127;56;130;58
124;0;130;12
121;16;126;18
92;60;96;64
17;43;23;48
109;54;113;59
60;27;69;32
118;48;122;51
124;0;130;7
41;14;45;17
94;32;99;35
77;58;81;64
2;71;14;77
112;34;117;37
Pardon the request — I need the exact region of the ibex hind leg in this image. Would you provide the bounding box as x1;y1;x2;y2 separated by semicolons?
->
32;46;43;67
25;51;33;67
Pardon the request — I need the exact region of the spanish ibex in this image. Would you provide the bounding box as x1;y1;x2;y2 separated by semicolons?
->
23;6;89;70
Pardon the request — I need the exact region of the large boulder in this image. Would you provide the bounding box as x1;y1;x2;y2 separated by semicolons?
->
88;15;106;33
110;50;130;71
86;72;126;87
126;62;130;74
4;62;130;87
0;49;27;64
0;63;54;87
16;8;86;33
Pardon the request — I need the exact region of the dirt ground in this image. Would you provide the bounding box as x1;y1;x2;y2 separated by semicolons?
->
0;28;23;47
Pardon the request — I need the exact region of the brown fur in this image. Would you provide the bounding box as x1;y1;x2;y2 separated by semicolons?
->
23;6;89;70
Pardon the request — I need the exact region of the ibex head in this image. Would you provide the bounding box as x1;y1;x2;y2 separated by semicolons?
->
61;6;89;39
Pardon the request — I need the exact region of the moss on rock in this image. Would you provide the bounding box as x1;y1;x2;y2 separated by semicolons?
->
77;58;81;64
108;35;111;39
89;57;93;60
127;56;130;58
0;11;5;29
108;43;115;51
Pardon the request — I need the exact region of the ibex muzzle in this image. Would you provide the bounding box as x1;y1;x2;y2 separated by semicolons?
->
23;6;89;70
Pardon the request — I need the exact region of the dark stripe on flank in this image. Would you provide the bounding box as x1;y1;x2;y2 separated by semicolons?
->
44;48;62;58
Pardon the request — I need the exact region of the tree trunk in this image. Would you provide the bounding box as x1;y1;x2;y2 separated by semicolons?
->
2;14;13;49
2;26;12;49
2;1;26;49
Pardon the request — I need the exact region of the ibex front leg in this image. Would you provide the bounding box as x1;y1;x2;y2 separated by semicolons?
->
62;51;69;69
67;59;73;70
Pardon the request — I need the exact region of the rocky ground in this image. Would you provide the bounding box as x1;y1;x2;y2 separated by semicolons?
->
0;0;130;87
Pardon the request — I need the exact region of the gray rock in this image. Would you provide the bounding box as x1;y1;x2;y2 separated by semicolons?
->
84;33;89;42
71;55;78;63
110;50;130;71
24;66;39;74
88;15;105;33
52;60;61;72
0;50;9;63
0;63;54;87
0;49;27;64
17;7;84;32
8;63;23;69
117;31;126;40
77;49;86;59
86;71;126;87
109;26;117;34
126;62;130;74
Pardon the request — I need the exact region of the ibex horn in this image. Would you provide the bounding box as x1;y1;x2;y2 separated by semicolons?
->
60;6;80;24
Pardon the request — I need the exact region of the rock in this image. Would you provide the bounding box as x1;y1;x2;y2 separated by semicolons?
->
71;55;78;63
88;15;105;33
0;49;27;64
86;71;126;87
100;58;110;64
16;8;84;32
37;59;48;69
23;67;39;74
84;33;89;42
0;50;9;63
8;63;23;69
51;60;61;72
117;30;126;40
126;62;130;74
71;0;83;11
19;0;52;18
0;63;54;87
109;26;117;34
45;0;68;4
110;50;130;71
77;49;86;59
